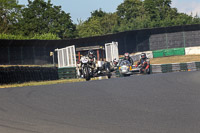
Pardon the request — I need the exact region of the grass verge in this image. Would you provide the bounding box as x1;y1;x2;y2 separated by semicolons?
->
0;76;108;88
0;78;85;88
150;55;200;64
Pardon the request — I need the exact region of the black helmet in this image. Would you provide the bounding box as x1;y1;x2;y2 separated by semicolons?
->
141;53;146;59
88;50;94;59
88;50;94;55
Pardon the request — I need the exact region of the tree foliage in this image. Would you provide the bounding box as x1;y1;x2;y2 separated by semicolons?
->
0;0;23;33
1;0;200;39
77;9;118;38
14;0;76;39
77;0;200;37
0;33;60;40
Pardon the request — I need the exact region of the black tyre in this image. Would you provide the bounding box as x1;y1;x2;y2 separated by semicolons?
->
105;64;111;79
147;68;150;74
107;74;111;79
84;67;91;81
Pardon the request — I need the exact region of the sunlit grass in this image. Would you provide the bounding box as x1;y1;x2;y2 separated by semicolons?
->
0;76;108;88
150;55;200;64
0;78;85;88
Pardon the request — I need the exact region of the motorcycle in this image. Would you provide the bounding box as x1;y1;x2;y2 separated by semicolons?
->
118;60;133;76
80;56;112;81
96;61;112;79
80;56;93;81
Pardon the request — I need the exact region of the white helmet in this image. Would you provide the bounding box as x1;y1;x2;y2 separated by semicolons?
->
124;53;130;57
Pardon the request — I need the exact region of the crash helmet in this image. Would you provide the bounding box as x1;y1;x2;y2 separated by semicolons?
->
113;58;118;62
113;58;118;65
88;50;94;59
124;52;130;59
141;53;147;59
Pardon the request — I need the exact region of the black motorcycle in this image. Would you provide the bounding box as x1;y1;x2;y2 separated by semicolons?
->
80;57;93;81
80;57;112;81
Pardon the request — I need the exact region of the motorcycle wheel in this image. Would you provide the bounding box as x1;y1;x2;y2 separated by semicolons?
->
106;67;111;79
84;67;91;81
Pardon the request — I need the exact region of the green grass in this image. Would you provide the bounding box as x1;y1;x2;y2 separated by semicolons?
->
0;79;85;88
0;76;108;88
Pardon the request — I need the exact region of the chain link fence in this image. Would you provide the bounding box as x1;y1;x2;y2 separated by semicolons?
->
0;24;200;65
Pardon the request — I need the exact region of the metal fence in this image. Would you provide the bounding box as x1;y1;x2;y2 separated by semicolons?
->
149;30;200;51
1;24;200;65
105;42;119;62
55;45;76;68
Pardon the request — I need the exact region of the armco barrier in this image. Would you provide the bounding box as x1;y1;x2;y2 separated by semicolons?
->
153;48;185;58
131;54;141;62
180;63;188;71
185;46;200;55
173;48;185;56
153;50;164;58
131;51;153;62
187;62;197;71
172;63;181;72
161;64;172;73
195;62;200;70
150;64;162;73
164;49;174;57
151;61;200;74
0;67;58;85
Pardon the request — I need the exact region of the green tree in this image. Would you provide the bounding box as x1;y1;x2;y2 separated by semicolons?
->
144;0;175;27
116;0;150;31
115;0;200;31
117;0;144;21
15;0;76;39
144;0;160;21
90;8;107;18
77;17;103;38
0;0;23;33
77;9;118;38
0;33;60;40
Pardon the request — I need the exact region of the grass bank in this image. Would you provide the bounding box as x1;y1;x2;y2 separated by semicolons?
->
0;79;85;88
150;55;200;64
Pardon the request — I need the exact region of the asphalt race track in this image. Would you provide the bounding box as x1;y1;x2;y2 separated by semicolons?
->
0;71;200;133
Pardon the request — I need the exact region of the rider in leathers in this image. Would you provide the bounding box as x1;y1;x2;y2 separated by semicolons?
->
87;50;96;69
79;50;96;77
123;53;134;65
135;53;150;74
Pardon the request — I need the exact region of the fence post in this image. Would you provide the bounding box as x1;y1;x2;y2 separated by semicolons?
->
136;34;138;52
183;31;186;48
148;37;150;51
165;33;168;49
43;46;47;65
124;34;127;52
7;47;10;65
33;46;36;64
21;46;23;64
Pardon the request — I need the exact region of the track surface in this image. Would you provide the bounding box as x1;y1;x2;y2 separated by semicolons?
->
0;71;200;133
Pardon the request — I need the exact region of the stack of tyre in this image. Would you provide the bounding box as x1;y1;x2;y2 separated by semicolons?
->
0;67;58;85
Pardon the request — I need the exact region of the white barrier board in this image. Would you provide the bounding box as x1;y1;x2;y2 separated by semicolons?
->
185;46;200;55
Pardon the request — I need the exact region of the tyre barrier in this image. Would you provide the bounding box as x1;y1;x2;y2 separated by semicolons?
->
58;67;77;79
151;61;200;74
0;67;58;85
